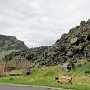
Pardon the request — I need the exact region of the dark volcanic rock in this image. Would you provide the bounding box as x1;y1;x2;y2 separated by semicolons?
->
40;19;90;66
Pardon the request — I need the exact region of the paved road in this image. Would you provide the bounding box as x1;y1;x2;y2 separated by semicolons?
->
0;84;59;90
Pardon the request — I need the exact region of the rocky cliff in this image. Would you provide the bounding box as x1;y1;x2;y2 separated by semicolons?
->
0;35;27;51
2;19;90;66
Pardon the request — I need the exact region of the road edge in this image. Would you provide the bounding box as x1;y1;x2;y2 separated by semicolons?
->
0;83;72;90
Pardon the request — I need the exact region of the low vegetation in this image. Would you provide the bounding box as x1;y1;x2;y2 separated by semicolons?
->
0;63;90;90
0;49;20;60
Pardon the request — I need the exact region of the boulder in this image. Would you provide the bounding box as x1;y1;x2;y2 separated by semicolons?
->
61;62;72;72
70;37;78;45
66;51;73;57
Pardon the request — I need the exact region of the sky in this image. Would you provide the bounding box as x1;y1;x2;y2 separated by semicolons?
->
0;0;90;48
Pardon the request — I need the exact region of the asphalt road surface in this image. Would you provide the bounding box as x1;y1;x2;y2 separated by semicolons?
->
0;84;59;90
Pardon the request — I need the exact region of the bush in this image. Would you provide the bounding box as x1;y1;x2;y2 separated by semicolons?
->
26;72;30;75
0;73;7;77
9;78;14;80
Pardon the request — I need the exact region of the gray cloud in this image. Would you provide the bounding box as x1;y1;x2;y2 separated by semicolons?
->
0;0;90;47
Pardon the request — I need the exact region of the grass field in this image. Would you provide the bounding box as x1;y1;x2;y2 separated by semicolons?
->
0;64;90;90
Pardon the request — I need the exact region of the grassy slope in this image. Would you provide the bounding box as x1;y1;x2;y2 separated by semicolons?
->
0;64;90;90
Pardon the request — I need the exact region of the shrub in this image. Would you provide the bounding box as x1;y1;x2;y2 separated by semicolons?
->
9;78;14;80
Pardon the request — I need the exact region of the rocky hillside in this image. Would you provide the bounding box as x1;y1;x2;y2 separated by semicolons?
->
41;19;90;66
0;35;27;59
3;46;49;63
40;20;90;65
3;19;90;66
0;35;27;51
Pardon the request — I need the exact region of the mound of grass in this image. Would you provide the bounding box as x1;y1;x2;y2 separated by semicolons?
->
9;70;23;75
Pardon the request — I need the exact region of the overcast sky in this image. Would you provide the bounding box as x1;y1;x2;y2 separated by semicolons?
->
0;0;90;47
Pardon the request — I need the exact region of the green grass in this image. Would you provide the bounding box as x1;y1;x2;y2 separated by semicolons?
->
0;64;90;90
